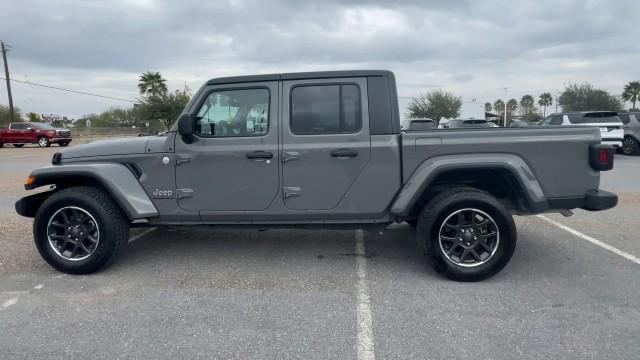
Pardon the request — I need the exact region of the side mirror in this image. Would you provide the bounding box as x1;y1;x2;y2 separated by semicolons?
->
178;114;194;143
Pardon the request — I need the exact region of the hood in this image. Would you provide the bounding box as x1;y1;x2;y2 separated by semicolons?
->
61;137;151;159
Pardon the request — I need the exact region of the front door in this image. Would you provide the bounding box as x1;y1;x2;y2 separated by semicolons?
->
174;82;279;212
281;77;371;210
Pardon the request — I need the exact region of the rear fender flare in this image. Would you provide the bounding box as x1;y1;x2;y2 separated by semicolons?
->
390;154;547;217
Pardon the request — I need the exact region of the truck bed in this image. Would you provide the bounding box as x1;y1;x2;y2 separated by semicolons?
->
400;126;601;208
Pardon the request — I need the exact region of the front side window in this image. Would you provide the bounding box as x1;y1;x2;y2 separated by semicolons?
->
290;84;361;135
194;88;269;137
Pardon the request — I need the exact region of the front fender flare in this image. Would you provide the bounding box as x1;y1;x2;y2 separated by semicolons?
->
390;153;547;217
25;163;159;220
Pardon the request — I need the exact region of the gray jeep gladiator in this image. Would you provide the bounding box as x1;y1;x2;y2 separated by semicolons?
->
16;70;618;281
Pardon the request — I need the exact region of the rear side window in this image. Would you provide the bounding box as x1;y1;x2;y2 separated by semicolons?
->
582;112;622;124
290;84;361;135
10;123;26;129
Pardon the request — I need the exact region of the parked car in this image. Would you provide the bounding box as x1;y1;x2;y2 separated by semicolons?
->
444;119;495;128
618;112;640;155
15;70;617;281
540;112;624;148
0;122;72;148
407;119;436;130
509;120;529;127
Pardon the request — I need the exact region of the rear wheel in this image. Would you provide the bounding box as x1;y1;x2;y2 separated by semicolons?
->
622;137;639;156
416;187;516;281
0;141;3;148
38;136;50;147
13;144;24;148
34;186;129;274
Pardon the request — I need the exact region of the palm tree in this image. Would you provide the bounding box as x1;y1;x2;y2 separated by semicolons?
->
520;95;535;119
138;71;168;98
622;81;640;110
507;99;518;114
538;93;553;116
493;100;505;116
484;102;492;112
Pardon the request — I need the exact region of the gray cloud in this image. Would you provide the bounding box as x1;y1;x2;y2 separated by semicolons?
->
0;0;638;118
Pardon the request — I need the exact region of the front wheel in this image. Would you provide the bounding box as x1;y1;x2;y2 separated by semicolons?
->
58;141;70;147
33;186;130;274
622;137;639;156
416;187;516;282
38;136;50;147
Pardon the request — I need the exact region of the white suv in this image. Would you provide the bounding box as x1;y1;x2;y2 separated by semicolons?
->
540;111;624;148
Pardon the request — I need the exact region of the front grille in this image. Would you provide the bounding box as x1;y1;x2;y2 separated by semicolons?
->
56;131;71;137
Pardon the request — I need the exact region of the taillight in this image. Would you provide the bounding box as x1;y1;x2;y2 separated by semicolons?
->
598;149;608;162
589;144;614;171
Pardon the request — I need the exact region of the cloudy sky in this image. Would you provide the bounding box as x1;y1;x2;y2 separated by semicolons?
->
0;0;638;119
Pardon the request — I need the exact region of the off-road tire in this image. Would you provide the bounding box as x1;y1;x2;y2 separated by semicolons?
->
416;187;516;282
34;186;129;274
37;136;50;147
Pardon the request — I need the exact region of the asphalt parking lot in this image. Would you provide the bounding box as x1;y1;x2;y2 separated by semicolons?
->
1;144;639;359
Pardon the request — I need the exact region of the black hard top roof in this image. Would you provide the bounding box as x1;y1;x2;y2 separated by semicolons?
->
206;70;393;85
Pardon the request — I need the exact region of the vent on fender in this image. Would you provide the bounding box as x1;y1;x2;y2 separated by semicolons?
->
122;162;143;179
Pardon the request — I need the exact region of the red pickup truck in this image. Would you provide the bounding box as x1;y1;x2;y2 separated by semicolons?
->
0;122;72;148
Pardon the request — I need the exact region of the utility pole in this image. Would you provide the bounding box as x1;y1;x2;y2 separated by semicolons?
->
1;41;15;122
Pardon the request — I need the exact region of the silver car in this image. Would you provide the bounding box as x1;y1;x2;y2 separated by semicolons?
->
540;111;624;148
618;112;640;155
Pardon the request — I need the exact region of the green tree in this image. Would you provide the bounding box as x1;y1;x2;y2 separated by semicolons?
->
138;89;191;129
484;102;492;112
26;112;40;122
538;92;553;116
559;83;623;112
406;89;462;123
622;81;640;111
493;99;505;116
507;99;518;113
138;71;168;98
520;95;535;119
0;105;22;125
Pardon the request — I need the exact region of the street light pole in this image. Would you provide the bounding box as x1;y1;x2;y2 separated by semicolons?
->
503;87;508;127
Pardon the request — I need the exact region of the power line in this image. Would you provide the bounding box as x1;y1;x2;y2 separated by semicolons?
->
0;76;136;103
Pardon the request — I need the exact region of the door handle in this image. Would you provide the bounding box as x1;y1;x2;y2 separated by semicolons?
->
330;148;358;158
246;151;273;160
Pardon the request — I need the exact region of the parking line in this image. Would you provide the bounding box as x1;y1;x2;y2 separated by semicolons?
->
537;215;640;265
355;229;375;360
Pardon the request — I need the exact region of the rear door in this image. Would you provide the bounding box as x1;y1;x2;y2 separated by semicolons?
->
281;77;371;210
8;123;27;142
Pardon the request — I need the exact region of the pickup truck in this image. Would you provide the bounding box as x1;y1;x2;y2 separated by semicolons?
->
0;122;72;148
15;70;618;281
